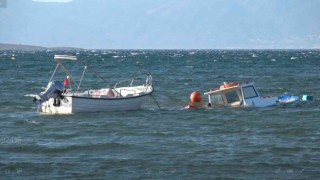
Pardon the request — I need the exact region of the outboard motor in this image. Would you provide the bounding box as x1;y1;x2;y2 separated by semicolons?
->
34;81;64;105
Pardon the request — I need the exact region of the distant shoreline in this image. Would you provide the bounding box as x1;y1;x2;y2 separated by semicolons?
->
0;43;83;51
0;43;319;51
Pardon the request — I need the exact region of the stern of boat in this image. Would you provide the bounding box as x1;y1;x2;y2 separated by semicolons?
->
39;96;73;114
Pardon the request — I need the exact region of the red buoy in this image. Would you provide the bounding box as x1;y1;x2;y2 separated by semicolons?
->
63;78;69;87
190;91;202;102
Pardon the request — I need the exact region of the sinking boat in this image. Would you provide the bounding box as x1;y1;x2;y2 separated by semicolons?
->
204;82;278;107
33;55;153;114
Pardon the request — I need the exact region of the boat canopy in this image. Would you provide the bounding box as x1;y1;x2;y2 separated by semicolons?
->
54;55;77;61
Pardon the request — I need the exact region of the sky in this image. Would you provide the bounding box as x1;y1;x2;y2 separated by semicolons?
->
32;0;72;2
1;0;320;49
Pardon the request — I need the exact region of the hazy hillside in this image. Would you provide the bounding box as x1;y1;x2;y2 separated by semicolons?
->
1;0;319;49
0;43;46;50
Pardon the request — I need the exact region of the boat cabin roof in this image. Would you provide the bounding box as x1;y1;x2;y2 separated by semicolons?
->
204;86;240;96
204;82;255;96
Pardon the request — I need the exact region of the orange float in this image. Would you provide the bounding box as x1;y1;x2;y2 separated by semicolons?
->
190;91;202;102
220;82;240;89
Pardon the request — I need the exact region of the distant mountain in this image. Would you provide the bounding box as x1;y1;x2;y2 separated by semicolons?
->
0;43;46;50
1;0;319;49
0;43;82;50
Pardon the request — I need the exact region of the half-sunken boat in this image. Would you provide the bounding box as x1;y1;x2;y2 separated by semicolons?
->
204;82;278;107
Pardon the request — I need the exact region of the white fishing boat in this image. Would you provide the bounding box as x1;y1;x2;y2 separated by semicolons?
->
204;82;278;107
33;55;154;114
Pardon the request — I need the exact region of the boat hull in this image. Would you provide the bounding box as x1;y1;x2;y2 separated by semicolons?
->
40;93;152;114
243;96;278;107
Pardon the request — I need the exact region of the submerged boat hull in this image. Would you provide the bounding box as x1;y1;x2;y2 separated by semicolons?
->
204;82;279;108
243;96;278;107
40;93;151;114
278;95;299;104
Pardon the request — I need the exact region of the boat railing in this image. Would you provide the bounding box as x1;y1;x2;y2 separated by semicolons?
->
114;74;152;90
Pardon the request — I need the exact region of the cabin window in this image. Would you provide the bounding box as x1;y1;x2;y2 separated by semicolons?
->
242;86;258;99
225;91;240;103
211;94;224;105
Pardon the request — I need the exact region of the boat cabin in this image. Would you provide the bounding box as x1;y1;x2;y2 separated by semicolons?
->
204;82;278;107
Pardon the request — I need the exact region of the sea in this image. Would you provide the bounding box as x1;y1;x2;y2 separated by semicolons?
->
0;49;319;179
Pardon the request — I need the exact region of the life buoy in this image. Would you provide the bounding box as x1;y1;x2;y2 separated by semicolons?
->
190;91;202;102
220;82;240;89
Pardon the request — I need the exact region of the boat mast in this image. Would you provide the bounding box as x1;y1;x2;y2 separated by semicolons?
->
77;66;87;92
48;63;60;84
55;60;79;89
77;60;123;96
52;55;80;90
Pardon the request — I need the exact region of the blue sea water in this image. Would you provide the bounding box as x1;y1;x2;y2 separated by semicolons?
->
0;49;320;179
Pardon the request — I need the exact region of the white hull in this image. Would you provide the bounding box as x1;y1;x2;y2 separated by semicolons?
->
40;93;151;114
242;96;278;107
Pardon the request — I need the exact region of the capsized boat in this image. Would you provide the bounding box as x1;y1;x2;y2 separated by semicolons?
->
204;82;278;107
33;55;153;114
278;93;299;104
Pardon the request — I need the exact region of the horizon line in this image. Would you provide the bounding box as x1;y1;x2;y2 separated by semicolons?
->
0;43;319;51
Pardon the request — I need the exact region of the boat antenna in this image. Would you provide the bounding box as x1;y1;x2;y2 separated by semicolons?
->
77;58;123;96
77;65;87;92
76;58;110;85
55;59;79;88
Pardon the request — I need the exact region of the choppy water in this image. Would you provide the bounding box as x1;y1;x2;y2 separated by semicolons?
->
1;49;320;179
